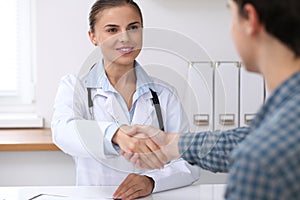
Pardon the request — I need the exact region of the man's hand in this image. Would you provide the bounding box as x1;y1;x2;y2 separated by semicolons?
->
113;173;154;200
121;125;181;169
112;125;167;168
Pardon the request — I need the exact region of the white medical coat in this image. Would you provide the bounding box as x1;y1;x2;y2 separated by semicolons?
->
51;61;200;192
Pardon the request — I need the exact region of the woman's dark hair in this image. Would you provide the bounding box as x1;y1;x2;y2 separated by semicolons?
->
233;0;300;57
89;0;143;33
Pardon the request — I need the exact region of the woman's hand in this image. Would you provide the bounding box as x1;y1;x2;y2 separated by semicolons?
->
112;125;166;168
121;125;181;169
113;173;154;200
112;125;158;153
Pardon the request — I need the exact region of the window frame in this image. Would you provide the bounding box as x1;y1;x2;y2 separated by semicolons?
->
0;0;43;128
0;0;36;111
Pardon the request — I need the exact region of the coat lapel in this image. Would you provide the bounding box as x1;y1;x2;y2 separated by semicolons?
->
104;93;130;125
132;92;155;125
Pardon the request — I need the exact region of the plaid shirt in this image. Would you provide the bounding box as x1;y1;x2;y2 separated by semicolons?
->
179;71;300;199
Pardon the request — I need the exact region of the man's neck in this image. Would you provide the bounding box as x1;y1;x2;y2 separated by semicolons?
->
257;37;300;93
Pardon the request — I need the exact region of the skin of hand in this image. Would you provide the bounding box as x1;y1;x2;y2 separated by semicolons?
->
121;125;181;169
112;125;158;153
113;173;154;200
112;125;167;168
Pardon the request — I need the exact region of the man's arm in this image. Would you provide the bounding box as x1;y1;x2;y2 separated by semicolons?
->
122;125;251;172
178;126;250;172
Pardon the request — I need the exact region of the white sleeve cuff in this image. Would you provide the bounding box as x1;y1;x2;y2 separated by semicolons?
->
142;159;200;193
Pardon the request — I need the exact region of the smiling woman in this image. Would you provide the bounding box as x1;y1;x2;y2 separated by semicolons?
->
51;0;200;199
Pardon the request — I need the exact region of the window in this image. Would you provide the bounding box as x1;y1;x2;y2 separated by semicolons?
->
0;0;34;107
0;0;43;127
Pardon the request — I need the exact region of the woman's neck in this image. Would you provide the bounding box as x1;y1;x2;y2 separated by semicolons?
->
104;60;136;87
103;60;137;110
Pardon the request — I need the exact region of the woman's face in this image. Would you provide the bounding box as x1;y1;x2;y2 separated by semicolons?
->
89;5;143;67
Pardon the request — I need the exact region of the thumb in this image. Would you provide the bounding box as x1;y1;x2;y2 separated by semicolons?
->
119;125;137;137
135;125;167;145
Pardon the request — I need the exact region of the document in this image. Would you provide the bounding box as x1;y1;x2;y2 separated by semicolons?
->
28;194;115;200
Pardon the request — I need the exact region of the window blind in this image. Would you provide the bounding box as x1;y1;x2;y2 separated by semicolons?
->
0;0;43;128
0;0;34;104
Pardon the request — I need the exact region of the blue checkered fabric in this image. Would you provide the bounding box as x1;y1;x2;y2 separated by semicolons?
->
179;71;300;199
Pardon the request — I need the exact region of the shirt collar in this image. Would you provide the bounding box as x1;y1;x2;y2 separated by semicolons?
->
251;70;300;128
83;60;155;96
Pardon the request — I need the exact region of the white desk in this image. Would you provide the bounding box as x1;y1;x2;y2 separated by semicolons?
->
1;182;226;200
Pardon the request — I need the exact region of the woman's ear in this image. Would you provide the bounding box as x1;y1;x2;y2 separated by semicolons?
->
88;30;98;46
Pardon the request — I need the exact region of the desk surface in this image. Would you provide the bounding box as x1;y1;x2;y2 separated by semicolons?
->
0;128;59;151
1;183;226;200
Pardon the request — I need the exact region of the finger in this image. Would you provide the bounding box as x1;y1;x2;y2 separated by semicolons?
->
129;153;139;165
121;152;148;170
136;139;152;153
113;176;133;198
150;146;169;164
114;175;145;199
126;153;152;170
138;151;164;169
119;125;137;136
136;142;162;169
124;176;153;199
137;140;166;169
120;136;138;153
135;125;159;137
135;125;150;135
134;158;154;170
126;190;143;200
134;158;143;169
144;137;160;152
121;153;148;170
122;151;134;161
120;150;125;156
122;185;141;199
135;125;166;145
138;140;166;169
113;183;126;198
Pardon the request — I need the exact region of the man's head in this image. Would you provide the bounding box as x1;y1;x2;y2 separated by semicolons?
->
232;0;300;57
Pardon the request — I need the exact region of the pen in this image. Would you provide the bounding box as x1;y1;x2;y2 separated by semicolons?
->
28;194;122;200
28;194;68;200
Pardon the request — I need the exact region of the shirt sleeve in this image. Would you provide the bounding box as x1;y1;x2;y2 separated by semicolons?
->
178;126;251;172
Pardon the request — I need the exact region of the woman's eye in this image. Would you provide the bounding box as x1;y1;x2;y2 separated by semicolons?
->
107;28;118;33
128;25;139;30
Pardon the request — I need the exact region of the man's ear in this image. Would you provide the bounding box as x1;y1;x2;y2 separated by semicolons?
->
88;30;98;46
243;3;261;35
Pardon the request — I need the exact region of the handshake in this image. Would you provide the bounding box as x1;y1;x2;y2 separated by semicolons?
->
112;125;181;169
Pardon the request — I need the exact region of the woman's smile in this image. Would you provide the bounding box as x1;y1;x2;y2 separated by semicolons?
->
116;46;135;55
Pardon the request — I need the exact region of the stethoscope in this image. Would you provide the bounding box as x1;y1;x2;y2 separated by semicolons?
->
87;87;95;120
87;87;164;131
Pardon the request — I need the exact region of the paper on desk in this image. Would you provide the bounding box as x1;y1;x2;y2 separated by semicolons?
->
28;194;114;200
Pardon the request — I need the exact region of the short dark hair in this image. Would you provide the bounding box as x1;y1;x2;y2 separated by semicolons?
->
233;0;300;57
89;0;143;33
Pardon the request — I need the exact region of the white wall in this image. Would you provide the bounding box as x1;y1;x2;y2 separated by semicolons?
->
35;0;95;126
7;0;241;186
34;0;239;127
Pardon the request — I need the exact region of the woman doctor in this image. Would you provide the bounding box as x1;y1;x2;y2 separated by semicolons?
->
51;0;200;199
